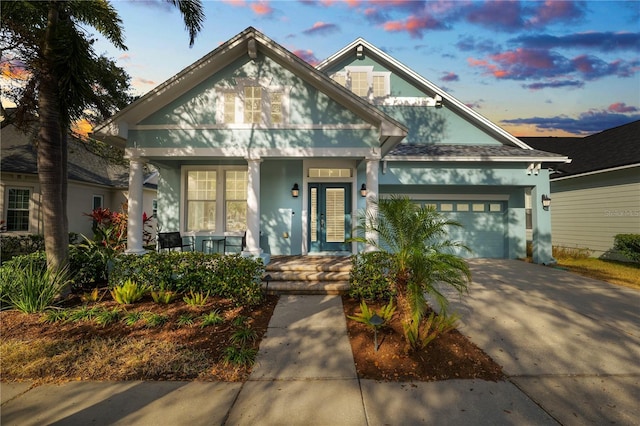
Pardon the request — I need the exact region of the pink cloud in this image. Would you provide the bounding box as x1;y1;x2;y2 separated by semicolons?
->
293;49;319;66
383;14;446;38
222;0;246;6
441;72;459;82
527;0;585;27
608;102;639;113
251;1;273;15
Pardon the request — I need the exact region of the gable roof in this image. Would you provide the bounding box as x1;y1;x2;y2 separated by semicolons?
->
93;27;407;156
316;38;532;150
1;122;154;189
522;120;640;178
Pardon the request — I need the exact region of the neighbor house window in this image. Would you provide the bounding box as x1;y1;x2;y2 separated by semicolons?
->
92;195;103;211
6;188;30;231
244;86;262;124
186;171;217;232
152;199;158;218
225;170;247;232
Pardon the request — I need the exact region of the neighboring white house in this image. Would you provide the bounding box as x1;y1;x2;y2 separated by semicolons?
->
523;120;640;259
1;118;158;241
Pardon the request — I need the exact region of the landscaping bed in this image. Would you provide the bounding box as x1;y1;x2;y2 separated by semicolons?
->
0;294;279;384
343;297;505;382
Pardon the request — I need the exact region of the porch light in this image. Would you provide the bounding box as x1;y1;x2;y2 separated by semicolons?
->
360;183;367;197
541;194;551;210
291;183;299;198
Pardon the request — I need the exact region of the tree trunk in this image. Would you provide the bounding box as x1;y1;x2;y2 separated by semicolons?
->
37;2;69;275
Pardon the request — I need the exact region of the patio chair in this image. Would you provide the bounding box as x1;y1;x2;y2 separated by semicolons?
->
157;232;194;252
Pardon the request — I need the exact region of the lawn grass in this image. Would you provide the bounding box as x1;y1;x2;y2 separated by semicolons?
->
556;258;640;290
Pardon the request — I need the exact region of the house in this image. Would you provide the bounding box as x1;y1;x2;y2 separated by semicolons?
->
93;27;568;264
523;120;640;259
1;117;158;240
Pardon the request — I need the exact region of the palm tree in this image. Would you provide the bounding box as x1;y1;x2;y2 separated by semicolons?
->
1;1;204;277
352;195;471;351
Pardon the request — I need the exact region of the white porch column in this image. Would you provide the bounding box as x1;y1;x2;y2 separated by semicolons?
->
244;156;263;256
126;156;146;254
365;155;380;252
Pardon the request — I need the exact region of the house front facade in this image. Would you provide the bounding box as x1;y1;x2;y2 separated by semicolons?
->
94;28;568;264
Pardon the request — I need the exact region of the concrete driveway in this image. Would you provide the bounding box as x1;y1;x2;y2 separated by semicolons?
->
444;259;640;426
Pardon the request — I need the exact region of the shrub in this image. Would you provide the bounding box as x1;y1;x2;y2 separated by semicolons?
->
110;279;148;305
0;234;78;264
0;257;71;313
222;346;257;367
110;252;265;306
552;245;591;260
614;234;640;263
200;310;224;327
347;299;396;328
184;290;209;306
349;252;395;301
151;290;176;304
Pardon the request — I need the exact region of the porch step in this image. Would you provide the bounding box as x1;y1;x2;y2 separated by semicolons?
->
263;256;352;295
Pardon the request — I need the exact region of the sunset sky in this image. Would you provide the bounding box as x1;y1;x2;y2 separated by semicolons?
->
9;0;640;137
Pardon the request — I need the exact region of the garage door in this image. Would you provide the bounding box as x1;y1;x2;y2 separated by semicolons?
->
418;201;507;258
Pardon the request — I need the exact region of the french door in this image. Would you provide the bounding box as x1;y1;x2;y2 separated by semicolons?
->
308;183;351;252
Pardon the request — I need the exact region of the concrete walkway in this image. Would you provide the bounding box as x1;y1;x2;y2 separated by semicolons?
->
2;260;639;425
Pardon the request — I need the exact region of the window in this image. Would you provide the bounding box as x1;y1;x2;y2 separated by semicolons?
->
223;93;235;124
244;86;261;124
350;72;369;96
186;171;217;232
6;188;30;231
92;195;103;211
152;199;158;218
373;75;386;97
271;92;282;124
225;170;247;232
333;74;346;87
308;168;352;178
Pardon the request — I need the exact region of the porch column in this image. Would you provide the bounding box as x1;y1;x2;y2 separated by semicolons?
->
126;156;146;254
244;156;263;256
531;176;554;264
365;156;380;252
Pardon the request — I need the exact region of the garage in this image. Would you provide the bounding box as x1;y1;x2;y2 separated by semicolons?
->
417;200;507;258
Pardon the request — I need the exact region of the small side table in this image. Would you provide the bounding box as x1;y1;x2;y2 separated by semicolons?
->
202;237;226;254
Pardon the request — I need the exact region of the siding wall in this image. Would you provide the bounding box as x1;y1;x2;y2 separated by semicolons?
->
550;167;640;257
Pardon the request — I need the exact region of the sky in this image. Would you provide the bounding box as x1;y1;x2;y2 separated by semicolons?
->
56;1;640;136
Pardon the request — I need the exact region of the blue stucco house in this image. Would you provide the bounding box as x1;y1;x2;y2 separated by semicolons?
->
94;27;568;264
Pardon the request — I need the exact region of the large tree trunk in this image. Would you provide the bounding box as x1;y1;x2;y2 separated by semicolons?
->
37;2;69;274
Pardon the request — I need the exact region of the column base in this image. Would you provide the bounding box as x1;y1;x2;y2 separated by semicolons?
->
125;248;147;255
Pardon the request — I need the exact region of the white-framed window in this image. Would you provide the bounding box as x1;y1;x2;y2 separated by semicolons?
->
330;66;391;100
183;167;248;233
244;86;262;124
223;93;236;124
225;170;248;232
152;199;158;218
218;84;286;126
6;187;30;231
186;170;217;232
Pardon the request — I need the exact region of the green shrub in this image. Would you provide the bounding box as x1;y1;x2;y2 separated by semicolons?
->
221;346;258;367
200;310;224;327
110;252;264;306
614;234;640;263
348;299;396;328
0;257;71;313
349;252;395;301
0;234;77;264
68;244;109;290
151;290;176;304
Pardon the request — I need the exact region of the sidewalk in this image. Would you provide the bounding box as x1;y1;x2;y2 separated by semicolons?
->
1;294;554;425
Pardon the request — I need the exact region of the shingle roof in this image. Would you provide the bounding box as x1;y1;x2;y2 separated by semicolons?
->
521;120;640;177
386;144;567;161
1;123;142;188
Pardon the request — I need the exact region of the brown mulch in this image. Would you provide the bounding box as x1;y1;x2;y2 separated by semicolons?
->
342;297;505;381
1;293;503;383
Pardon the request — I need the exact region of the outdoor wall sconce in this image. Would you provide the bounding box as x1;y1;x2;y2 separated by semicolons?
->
541;194;551;210
291;183;299;198
360;183;367;197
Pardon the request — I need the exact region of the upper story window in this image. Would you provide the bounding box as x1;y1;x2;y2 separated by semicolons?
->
218;82;286;126
331;66;391;101
244;86;262;124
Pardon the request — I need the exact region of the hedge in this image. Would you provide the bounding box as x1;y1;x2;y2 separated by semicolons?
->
614;234;640;263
